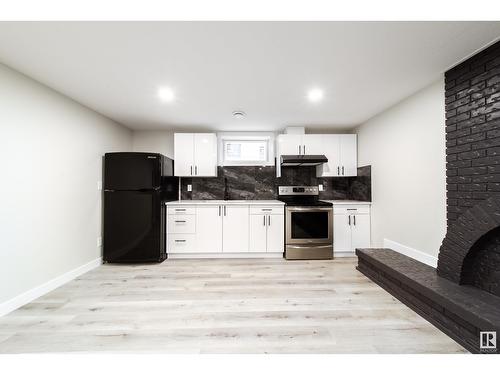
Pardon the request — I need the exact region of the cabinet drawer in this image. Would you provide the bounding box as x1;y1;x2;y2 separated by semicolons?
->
168;206;196;215
249;206;284;215
168;234;197;253
167;215;196;233
333;205;370;215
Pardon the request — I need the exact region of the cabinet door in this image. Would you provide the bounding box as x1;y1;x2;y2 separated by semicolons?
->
222;205;249;252
339;134;357;177
302;135;323;155
196;205;223;252
174;133;194;176
266;214;284;253
317;135;340;177
249;215;268;252
194;133;217;177
350;214;371;251
333;214;352;252
277;134;303;155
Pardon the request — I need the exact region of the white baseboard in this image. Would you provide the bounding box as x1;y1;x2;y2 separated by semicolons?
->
168;252;284;259
383;239;438;268
0;257;101;317
334;251;356;258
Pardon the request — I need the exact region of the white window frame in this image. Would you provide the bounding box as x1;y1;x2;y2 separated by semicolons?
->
217;132;276;166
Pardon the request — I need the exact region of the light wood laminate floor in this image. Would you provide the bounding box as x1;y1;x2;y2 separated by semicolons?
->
0;258;467;353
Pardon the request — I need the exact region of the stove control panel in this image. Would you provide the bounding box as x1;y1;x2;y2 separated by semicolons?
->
278;186;319;196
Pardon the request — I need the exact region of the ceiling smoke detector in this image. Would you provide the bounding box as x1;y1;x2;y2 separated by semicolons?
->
232;110;246;119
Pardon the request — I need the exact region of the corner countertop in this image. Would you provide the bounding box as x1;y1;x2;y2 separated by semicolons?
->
166;200;285;206
325;200;372;205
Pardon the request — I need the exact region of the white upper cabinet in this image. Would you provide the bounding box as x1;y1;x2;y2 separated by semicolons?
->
277;134;303;156
174;133;217;177
338;134;357;177
316;134;357;177
317;135;340;177
302;135;324;155
174;133;195;177
277;133;357;177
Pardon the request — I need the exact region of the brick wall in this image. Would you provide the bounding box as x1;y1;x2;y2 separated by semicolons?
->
445;40;500;224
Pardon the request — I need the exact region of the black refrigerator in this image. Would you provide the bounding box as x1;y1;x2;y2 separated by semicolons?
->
103;152;179;263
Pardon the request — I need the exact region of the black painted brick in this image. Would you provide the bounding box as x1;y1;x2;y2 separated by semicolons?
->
444;40;500;232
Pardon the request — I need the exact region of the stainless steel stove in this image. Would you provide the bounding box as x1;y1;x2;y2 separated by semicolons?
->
278;186;333;260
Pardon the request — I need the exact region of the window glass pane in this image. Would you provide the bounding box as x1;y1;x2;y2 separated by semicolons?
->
224;140;268;162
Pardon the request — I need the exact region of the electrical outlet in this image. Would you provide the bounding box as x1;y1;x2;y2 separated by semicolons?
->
97;181;102;191
318;184;324;191
97;236;102;247
187;184;192;192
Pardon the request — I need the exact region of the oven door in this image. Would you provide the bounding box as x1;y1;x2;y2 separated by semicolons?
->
285;206;333;245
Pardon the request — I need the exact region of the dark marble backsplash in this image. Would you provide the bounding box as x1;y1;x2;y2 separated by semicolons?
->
181;165;371;201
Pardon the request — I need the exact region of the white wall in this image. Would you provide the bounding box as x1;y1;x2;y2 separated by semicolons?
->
354;77;446;266
0;63;132;313
132;130;174;158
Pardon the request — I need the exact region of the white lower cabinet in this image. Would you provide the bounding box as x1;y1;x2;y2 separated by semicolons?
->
196;205;222;253
249;215;267;252
266;214;285;252
222;206;249;252
167;203;284;257
249;212;284;253
333;204;371;254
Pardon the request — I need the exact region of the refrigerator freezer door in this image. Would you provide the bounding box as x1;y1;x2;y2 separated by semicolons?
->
104;152;161;190
103;190;164;262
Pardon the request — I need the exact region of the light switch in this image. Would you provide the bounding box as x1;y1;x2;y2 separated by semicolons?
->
187;184;192;192
318;184;324;191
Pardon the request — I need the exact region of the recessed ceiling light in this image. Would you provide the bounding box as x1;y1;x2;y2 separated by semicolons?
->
158;87;175;102
307;88;324;103
232;110;246;119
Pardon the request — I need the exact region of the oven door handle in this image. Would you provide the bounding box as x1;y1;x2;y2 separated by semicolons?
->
285;207;332;212
286;244;333;249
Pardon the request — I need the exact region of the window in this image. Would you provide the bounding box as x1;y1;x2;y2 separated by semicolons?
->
218;133;275;166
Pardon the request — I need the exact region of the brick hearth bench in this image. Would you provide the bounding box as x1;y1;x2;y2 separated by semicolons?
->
356;248;500;354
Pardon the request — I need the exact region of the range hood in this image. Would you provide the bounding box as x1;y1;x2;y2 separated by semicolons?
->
280;154;328;166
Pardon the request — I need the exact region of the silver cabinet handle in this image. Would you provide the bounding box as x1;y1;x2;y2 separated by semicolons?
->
303;145;306;154
190;166;193;175
175;239;186;242
175;208;186;212
298;145;301;155
195;165;198;175
353;215;356;226
174;220;186;223
224;206;227;216
218;205;221;216
268;215;271;226
348;215;351;226
342;166;344;175
337;166;340;175
261;209;272;212
263;215;266;226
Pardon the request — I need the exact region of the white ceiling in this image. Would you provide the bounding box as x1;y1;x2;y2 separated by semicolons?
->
0;22;499;131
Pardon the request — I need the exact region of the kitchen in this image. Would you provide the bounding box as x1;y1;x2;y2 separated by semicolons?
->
104;130;371;262
1;20;500;357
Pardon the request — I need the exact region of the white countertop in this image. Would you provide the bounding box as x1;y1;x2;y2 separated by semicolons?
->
326;200;371;205
166;200;285;206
